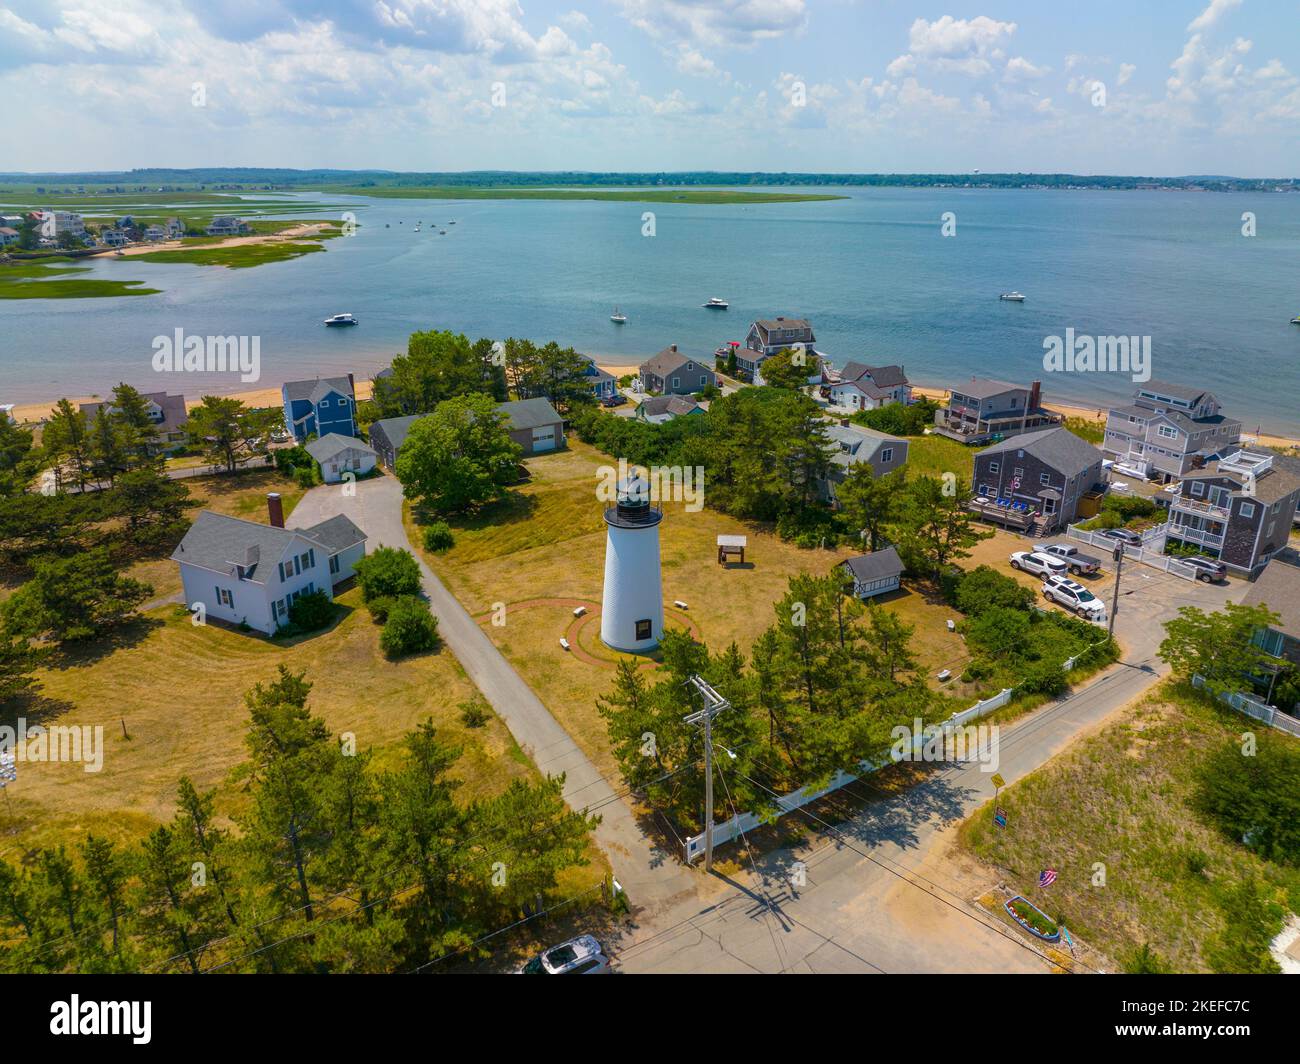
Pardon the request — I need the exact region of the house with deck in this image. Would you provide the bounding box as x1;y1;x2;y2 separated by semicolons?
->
1242;554;1300;669
80;391;188;454
1164;451;1300;576
827;362;911;411
1101;380;1241;483
934;378;1062;445
972;426;1105;534
281;375;357;443
206;215;251;237
171;497;366;635
639;346;716;396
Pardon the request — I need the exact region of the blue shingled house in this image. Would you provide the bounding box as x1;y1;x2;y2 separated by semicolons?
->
281;374;357;443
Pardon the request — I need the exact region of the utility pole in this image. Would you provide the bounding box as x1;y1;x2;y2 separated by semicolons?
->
683;675;731;873
1108;544;1124;637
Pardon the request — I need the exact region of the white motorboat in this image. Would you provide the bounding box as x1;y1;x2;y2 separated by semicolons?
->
323;313;359;327
610;306;627;324
1000;292;1026;302
702;297;729;309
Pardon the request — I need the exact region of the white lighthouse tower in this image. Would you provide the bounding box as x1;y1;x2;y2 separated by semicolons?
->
600;473;665;652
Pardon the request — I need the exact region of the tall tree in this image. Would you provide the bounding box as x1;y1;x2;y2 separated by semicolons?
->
889;474;991;579
2;547;151;643
185;396;278;473
836;463;906;552
394;393;522;513
1159;602;1282;698
42;398;92;490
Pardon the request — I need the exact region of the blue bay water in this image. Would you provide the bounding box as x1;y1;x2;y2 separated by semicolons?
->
2;187;1298;434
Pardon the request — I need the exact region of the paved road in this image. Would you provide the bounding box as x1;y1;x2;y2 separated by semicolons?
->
612;558;1243;973
289;475;701;919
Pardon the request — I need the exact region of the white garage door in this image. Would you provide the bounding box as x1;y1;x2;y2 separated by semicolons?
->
531;426;556;451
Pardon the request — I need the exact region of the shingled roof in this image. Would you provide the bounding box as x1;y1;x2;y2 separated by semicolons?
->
978;426;1102;477
171;512;366;585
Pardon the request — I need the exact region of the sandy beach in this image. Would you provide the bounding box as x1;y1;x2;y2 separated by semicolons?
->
96;221;332;259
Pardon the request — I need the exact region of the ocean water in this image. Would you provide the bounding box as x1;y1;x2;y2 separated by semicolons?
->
3;187;1299;433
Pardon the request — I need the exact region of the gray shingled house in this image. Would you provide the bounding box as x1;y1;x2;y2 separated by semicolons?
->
639;345;716;395
972;426;1106;533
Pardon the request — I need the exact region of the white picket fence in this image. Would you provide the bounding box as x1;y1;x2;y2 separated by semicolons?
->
1192;675;1300;738
682;635;1110;862
1066;523;1198;581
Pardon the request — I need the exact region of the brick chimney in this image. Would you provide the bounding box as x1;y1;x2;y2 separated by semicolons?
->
669;343;677;352
267;492;284;528
347;371;355;397
1029;380;1041;411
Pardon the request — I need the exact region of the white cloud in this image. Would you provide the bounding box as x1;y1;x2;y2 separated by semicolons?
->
1005;56;1048;81
1187;0;1243;34
617;0;806;49
1117;63;1136;86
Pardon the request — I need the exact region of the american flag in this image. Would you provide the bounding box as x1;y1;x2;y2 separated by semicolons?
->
1039;868;1057;888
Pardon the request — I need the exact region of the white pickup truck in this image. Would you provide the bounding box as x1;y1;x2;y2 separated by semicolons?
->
1009;550;1068;578
1039;543;1102;575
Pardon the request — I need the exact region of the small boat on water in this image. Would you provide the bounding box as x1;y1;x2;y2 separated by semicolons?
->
1291;314;1300;324
610;306;627;324
1000;291;1026;302
323;313;359;327
702;297;729;309
448;220;456;225
413;225;421;233
439;229;446;235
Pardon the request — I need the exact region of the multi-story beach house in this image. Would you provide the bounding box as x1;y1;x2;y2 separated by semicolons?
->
971;426;1106;534
826;362;911;411
736;317;819;383
281;375;357;443
0;227;19;247
933;378;1062;444
165;217;186;239
80;391;189;454
206;215;251;237
144;225;166;242
1164;450;1300;576
639;345;716;396
1101;380;1241;483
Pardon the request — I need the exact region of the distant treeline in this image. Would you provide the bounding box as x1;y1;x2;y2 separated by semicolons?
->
1;168;1296;193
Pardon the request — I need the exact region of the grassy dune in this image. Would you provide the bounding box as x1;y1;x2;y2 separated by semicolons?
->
0;257;159;299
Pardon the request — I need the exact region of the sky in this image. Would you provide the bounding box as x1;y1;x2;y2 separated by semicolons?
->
2;0;1298;176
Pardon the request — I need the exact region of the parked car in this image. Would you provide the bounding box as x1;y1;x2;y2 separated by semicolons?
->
1179;555;1227;583
518;934;611;975
1009;550;1068;578
1042;574;1107;620
601;394;627;408
1097;528;1143;547
1039;543;1102;575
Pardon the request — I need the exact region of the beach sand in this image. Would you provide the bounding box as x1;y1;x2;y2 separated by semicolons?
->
102;221;331;259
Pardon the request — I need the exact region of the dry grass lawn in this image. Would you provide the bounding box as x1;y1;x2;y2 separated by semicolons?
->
0;586;536;859
409;439;996;778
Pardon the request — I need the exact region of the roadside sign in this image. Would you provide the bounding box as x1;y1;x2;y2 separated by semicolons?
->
990;773;1006;789
994;808;1007;829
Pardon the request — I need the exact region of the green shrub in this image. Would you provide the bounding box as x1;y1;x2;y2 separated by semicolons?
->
354;546;422;602
366;595;394;624
294;465;317;489
423;521;455;553
951;565;1034;616
286;589;335;633
380;595;440;657
459;699;491;728
1019;659;1068;696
